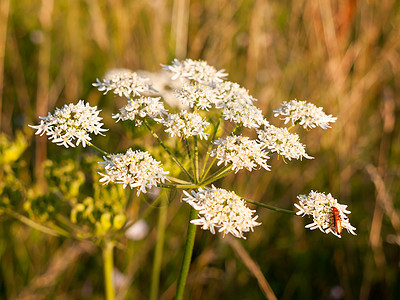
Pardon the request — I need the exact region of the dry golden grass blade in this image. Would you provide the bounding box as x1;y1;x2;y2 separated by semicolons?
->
86;0;110;52
366;164;400;238
34;0;54;187
226;236;277;300
172;0;190;59
5;26;31;113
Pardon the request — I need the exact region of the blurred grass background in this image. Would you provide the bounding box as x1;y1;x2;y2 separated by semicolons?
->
1;0;400;299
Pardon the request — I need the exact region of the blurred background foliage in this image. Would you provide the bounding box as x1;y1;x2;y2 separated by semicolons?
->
1;0;400;299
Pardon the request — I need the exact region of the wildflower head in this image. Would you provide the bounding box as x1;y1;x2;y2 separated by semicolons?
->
215;81;264;128
209;135;270;173
174;82;218;111
29;100;107;148
112;96;167;126
162;58;227;85
273;100;337;130
162;110;210;140
183;186;261;239
93;70;151;98
98;149;169;196
257;123;313;161
295;191;356;238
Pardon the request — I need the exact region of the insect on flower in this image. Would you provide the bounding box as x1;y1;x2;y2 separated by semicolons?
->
332;206;342;235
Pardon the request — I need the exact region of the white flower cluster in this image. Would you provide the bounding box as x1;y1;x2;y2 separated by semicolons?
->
29;100;107;148
295;191;356;238
183;186;261;239
215;81;264;128
98;148;169;196
162;58;227;85
210;135;270;173
93;70;151;98
257;124;313;161
174;83;218;111
163;60;266;129
162;110;210;140
274;100;337;130
112;96;167;125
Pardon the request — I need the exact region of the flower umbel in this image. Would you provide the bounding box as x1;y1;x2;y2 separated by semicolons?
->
215;81;264;128
273;100;337;130
112;96;167;126
93;70;151;98
257;124;313;161
295;191;356;238
98;149;169;196
183;186;261;239
162;58;227;85
162;110;210;140
174;82;218;111
29;100;107;148
210;135;270;173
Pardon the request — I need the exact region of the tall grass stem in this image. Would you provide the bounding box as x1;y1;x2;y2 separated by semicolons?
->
174;207;197;300
103;240;115;300
150;194;168;300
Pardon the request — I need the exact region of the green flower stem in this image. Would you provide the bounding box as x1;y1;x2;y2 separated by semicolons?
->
103;240;115;300
200;114;222;179
150;194;168;300
243;198;297;215
205;167;234;185
138;190;167;221
200;156;217;182
175;207;197;300
200;164;234;187
4;209;69;237
231;124;240;134
144;120;193;182
55;214;92;239
158;183;198;189
184;138;195;180
166;176;193;185
194;136;199;183
87;142;109;157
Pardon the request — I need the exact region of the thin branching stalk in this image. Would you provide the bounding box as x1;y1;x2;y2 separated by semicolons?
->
200;164;234;187
231;124;240;134
4;209;69;237
158;183;198;189
184;137;195;180
243;198;296;215
200;156;217;182
137;191;167;221
88;142;109;157
175;207;197;300
150;194;168;300
194;136;199;183
166;176;193;185
144;120;193;181
200;114;222;179
103;240;115;300
55;214;92;239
